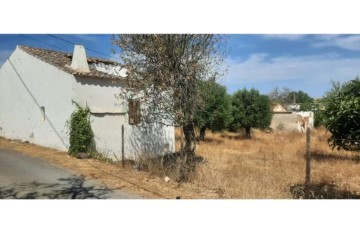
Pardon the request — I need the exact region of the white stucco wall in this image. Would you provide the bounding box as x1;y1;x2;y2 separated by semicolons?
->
0;47;175;160
89;114;175;160
125;123;175;159
73;76;175;160
270;111;314;132
0;47;75;151
73;76;127;113
297;111;314;129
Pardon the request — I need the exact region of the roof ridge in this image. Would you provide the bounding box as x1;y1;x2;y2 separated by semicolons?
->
18;45;120;65
18;45;71;55
17;45;127;81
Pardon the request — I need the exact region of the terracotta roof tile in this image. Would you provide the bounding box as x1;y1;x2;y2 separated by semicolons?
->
18;45;126;80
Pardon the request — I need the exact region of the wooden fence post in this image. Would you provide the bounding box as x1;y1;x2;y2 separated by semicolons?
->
122;124;125;168
305;127;311;199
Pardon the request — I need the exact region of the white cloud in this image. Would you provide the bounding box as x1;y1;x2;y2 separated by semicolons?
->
313;35;360;51
224;53;360;95
261;34;306;41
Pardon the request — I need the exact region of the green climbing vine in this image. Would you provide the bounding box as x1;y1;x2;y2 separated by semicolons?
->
68;102;95;155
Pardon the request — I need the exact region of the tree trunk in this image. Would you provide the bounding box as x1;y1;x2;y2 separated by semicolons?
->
245;127;251;139
183;122;196;158
199;126;206;141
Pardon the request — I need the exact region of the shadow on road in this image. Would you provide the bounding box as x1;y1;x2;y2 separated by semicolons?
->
290;182;360;199
0;175;115;199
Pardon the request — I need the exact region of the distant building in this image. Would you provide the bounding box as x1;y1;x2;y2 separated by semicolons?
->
270;102;314;132
286;104;301;111
271;103;288;112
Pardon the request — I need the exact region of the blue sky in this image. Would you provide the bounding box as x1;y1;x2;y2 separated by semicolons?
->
1;34;360;98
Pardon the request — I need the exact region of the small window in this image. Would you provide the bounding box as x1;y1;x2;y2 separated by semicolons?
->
128;99;141;125
40;106;45;121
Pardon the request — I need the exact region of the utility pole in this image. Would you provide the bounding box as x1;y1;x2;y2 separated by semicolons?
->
122;124;125;167
305;127;311;199
293;92;296;104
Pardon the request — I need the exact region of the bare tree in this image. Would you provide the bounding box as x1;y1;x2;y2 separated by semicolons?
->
112;34;227;161
269;87;292;105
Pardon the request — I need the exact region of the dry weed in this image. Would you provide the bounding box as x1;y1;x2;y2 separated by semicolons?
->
185;127;360;198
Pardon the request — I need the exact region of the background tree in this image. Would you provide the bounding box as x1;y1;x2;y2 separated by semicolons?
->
322;78;360;151
194;79;232;141
269;87;291;105
269;87;314;111
290;90;314;111
291;90;314;105
112;35;227;165
231;88;272;139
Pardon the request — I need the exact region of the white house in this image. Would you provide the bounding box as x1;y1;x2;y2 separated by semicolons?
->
0;45;175;160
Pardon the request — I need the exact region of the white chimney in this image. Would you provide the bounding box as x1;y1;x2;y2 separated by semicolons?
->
70;45;90;73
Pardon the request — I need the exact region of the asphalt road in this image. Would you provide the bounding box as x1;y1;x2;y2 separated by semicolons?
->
0;149;142;199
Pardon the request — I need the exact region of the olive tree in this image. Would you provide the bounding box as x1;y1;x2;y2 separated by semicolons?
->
112;35;227;160
194;79;232;140
231;88;272;139
323;78;360;151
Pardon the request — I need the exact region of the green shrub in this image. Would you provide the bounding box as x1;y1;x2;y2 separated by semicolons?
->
68;102;95;155
323;78;360;151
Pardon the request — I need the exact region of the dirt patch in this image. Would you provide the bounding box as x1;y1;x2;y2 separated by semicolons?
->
0;137;218;199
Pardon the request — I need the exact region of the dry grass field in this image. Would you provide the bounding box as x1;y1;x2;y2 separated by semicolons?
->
1;128;360;199
186;128;360;199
